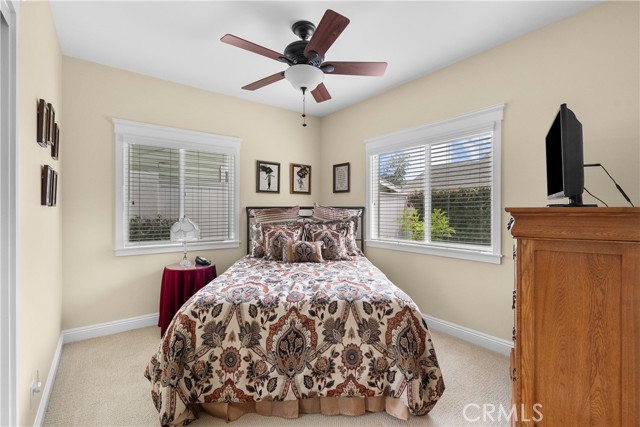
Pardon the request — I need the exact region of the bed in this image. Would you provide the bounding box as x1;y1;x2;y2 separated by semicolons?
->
145;205;445;425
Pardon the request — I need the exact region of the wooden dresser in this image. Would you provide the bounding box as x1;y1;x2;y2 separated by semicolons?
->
505;207;639;427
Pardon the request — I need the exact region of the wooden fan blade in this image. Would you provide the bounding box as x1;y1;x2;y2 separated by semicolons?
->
323;61;387;76
304;10;350;58
311;83;331;103
221;34;284;61
242;72;285;91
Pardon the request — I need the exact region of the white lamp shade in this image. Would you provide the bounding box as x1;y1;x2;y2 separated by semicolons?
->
170;217;200;242
284;64;324;92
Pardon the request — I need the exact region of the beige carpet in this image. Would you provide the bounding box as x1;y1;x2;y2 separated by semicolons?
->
43;326;510;427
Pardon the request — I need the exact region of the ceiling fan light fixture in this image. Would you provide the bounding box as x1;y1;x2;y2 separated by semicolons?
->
284;64;324;92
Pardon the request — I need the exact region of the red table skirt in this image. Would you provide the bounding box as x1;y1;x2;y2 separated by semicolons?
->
158;263;216;336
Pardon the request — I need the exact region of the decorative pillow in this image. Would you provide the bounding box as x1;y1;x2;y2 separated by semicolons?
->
342;219;361;256
308;228;350;261
263;225;303;260
305;219;361;256
312;203;362;221
284;241;323;263
249;220;303;258
248;222;265;258
252;206;300;224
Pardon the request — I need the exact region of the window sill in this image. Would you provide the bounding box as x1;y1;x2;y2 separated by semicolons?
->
115;240;240;257
366;239;502;264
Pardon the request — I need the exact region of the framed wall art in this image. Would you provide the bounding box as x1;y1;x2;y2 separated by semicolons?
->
50;169;58;206
290;163;311;194
46;103;55;145
51;123;60;159
333;162;350;193
36;99;49;147
37;98;60;156
256;160;280;193
41;165;59;206
41;165;51;205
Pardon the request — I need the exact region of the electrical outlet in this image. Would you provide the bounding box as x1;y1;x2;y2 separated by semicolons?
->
30;370;42;403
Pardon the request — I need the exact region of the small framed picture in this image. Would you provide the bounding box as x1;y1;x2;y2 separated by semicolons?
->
51;123;60;159
36;99;49;147
46;103;55;145
290;163;311;194
50;169;58;207
41;165;52;206
256;160;280;193
333;162;350;193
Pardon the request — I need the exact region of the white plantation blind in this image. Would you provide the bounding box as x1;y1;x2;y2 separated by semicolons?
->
126;145;234;244
365;105;503;264
373;145;427;241
114;119;241;255
429;133;493;246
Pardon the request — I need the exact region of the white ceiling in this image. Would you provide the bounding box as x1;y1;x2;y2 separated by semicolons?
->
50;1;598;117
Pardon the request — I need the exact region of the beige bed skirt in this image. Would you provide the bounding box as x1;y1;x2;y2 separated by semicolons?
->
194;396;410;423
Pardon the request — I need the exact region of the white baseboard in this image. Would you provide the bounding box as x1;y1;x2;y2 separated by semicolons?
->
33;335;62;427
423;314;513;356
62;312;159;345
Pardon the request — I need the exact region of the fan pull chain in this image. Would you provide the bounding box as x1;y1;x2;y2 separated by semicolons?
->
301;87;307;127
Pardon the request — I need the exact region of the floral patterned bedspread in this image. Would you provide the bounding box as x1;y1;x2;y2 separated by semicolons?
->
145;256;445;425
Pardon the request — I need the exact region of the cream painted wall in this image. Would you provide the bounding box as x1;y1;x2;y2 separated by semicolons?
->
60;58;321;330
319;2;639;340
18;2;63;425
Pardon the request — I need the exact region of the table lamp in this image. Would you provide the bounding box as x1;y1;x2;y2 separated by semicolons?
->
170;217;200;267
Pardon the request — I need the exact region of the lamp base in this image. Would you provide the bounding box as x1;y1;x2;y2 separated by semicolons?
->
179;253;192;268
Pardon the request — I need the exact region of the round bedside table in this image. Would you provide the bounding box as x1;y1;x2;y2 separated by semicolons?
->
158;263;217;336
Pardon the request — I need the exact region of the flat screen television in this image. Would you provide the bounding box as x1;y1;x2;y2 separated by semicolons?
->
545;103;588;206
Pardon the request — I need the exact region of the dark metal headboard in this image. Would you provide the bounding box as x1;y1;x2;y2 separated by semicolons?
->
245;206;366;255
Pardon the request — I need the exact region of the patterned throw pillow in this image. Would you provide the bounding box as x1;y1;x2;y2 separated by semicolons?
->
341;219;361;256
249;220;303;258
309;228;350;261
251;206;300;224
248;222;265;258
263;225;303;260
284;241;323;263
305;219;361;257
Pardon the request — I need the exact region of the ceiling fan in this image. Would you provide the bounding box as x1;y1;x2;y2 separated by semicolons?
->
220;9;387;105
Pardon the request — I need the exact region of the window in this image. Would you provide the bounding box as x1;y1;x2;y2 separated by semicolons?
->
365;104;504;264
114;119;241;255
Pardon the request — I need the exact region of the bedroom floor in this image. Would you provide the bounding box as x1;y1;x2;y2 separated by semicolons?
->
43;326;510;427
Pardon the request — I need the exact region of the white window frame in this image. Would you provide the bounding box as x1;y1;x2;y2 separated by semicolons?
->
114;119;241;256
364;104;504;264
